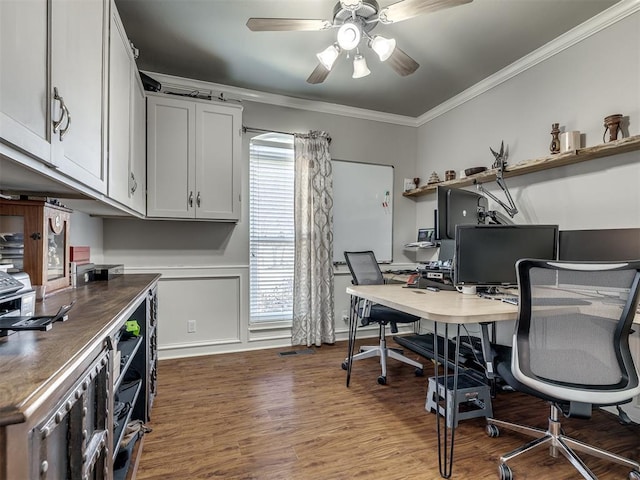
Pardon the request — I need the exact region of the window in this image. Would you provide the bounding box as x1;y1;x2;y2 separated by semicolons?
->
249;133;295;323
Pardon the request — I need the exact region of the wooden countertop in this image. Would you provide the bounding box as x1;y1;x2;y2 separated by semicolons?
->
0;274;160;427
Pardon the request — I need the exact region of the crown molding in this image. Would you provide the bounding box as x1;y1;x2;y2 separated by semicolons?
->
143;71;419;127
415;0;640;127
143;1;638;129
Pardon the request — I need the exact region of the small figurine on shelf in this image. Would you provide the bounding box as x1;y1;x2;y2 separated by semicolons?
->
490;141;507;168
550;123;561;154
427;171;441;184
603;114;624;142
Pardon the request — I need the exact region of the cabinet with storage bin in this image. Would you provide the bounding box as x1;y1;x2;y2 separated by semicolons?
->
112;284;158;478
0;199;71;293
0;274;159;480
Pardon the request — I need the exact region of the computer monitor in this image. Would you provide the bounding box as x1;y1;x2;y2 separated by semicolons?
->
454;224;559;288
559;228;640;261
435;186;487;240
557;228;640;295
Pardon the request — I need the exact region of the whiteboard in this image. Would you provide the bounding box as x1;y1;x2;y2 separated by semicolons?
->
332;160;393;263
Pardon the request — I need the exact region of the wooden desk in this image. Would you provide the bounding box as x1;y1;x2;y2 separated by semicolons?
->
345;284;640;478
345;284;519;479
346;284;518;323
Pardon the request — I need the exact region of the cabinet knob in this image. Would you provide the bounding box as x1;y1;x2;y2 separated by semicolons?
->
188;191;194;208
40;461;49;474
196;191;201;208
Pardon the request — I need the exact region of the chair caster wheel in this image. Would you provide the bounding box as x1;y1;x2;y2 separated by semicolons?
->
498;463;513;480
629;471;640;480
377;375;387;385
341;362;348;370
486;424;500;438
415;368;424;377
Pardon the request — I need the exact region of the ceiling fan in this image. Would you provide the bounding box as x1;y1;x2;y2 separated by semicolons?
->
246;0;472;84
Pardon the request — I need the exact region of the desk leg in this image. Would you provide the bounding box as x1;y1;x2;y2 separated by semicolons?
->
345;295;359;387
434;322;461;479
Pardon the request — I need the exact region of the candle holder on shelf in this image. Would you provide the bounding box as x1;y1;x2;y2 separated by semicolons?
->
550;123;560;154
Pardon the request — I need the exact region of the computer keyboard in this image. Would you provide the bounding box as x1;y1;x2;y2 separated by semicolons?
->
501;297;518;305
0;271;24;298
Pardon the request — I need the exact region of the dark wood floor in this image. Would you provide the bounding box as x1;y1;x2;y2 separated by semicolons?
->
136;339;640;479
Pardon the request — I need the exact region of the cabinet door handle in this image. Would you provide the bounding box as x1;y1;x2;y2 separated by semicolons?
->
59;104;71;140
130;172;137;194
188;191;194;207
196;191;201;208
52;87;66;133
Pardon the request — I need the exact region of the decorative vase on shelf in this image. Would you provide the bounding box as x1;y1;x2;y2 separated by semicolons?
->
550;123;560;154
603;114;623;142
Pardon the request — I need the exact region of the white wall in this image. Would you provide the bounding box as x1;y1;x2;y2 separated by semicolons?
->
415;12;640;231
103;99;417;358
70;211;104;264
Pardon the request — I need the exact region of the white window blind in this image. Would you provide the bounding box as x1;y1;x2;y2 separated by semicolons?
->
249;134;295;323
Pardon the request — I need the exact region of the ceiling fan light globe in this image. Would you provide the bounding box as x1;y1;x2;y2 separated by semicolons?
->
352;54;371;78
371;35;396;62
337;22;361;51
340;0;363;10
316;44;341;70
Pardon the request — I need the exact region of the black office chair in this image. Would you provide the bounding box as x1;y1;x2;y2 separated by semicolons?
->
486;259;640;480
342;251;423;385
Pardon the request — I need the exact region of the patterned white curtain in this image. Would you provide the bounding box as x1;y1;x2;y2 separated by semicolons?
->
291;131;335;346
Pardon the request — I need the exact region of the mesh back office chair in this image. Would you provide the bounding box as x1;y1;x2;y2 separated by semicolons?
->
342;251;423;385
487;259;640;480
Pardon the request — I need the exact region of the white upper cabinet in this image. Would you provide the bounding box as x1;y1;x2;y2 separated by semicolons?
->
108;3;145;215
50;0;108;193
0;0;108;195
146;94;242;221
129;71;147;215
0;0;50;162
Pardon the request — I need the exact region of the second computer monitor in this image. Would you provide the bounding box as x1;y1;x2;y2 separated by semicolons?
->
454;224;559;288
435;186;487;240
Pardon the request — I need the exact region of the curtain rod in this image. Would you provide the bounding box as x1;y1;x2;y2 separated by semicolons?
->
242;125;331;143
242;125;293;136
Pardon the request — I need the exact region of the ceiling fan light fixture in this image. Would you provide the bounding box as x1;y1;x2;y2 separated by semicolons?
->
370;35;396;62
352;54;371;78
337;22;361;51
316;44;341;70
340;0;363;10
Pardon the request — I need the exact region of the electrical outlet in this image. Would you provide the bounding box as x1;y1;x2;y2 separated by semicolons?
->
187;319;196;333
342;310;349;322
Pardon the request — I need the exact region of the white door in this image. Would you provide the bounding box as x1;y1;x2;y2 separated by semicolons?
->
108;8;132;206
146;95;195;218
129;71;146;215
195;103;241;220
0;0;51;163
50;0;107;193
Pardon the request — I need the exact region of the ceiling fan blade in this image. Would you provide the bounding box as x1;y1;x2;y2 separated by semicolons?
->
246;18;332;31
380;0;472;24
386;46;419;76
306;63;332;84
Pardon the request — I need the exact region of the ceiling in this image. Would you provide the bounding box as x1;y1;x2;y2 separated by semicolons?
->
115;0;619;117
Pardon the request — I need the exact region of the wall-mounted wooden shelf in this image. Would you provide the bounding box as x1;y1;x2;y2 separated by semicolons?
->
403;135;640;198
